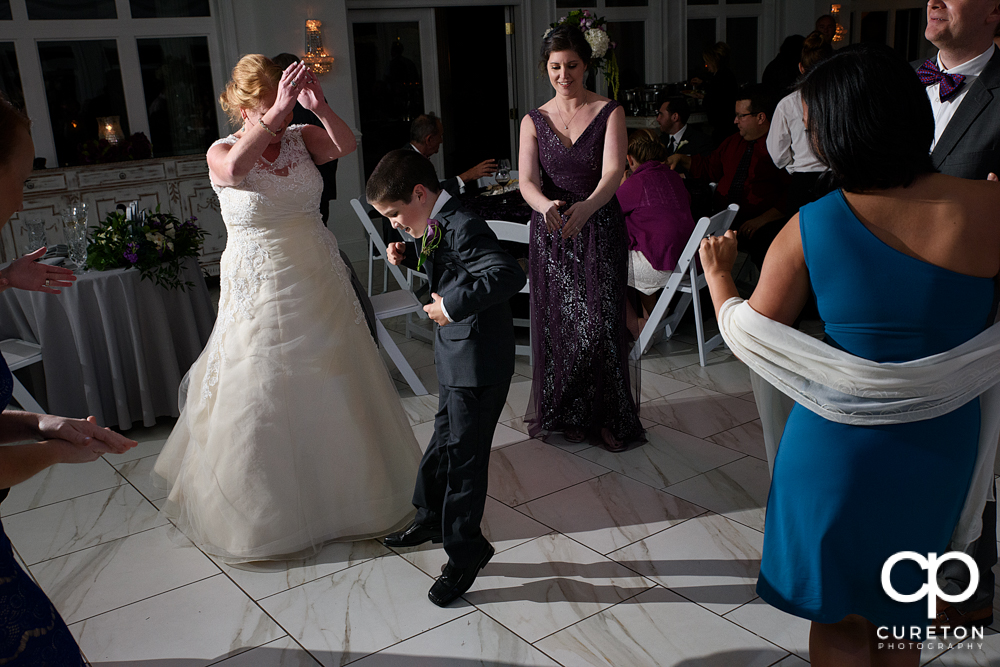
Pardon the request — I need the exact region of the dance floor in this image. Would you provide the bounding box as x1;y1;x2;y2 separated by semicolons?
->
4;268;999;666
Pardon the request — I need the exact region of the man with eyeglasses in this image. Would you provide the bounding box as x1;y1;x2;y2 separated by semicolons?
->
656;97;712;158
666;84;788;268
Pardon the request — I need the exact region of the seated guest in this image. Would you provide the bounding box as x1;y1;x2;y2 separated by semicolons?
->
767;32;835;218
407;114;496;196
762;34;806;99
619;130;697;337
656;97;712;157
667;84;788;269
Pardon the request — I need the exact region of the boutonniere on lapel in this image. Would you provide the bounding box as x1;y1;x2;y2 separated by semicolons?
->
676;139;689;151
416;218;444;272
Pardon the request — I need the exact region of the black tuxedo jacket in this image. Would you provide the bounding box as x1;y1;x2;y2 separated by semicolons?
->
661;124;713;157
920;47;1000;179
402;198;525;387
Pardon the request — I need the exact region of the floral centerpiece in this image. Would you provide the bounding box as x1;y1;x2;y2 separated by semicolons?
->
86;204;208;291
545;10;620;99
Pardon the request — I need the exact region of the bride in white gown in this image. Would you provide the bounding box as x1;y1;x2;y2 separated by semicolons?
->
152;55;421;563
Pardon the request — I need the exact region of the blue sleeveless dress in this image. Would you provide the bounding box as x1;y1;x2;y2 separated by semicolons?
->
756;190;994;630
0;358;85;665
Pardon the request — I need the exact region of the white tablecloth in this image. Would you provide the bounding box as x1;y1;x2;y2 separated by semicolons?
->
0;258;215;429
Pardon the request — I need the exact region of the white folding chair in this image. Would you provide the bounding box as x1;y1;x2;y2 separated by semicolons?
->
486;220;532;364
0;339;46;413
350;199;431;395
631;204;739;367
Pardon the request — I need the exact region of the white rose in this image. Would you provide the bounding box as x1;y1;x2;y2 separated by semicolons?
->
543;27;554;39
585;28;610;59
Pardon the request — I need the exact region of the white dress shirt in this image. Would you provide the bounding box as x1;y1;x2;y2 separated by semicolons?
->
666;124;688;152
767;90;826;173
927;46;995;151
427;189;453;323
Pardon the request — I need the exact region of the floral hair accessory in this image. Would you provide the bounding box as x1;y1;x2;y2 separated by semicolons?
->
416;218;443;272
545;10;620;99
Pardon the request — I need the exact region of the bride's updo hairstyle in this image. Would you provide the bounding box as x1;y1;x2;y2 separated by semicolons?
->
798;43;933;193
539;25;592;73
219;54;282;126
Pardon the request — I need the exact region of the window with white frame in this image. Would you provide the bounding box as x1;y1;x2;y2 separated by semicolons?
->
0;0;226;168
687;0;773;86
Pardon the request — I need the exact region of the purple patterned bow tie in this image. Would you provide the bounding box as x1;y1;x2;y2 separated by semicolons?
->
916;59;966;101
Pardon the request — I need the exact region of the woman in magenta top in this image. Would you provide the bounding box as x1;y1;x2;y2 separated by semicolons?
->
618;130;696;333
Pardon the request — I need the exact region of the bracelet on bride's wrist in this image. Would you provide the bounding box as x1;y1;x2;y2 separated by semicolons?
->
258;119;277;137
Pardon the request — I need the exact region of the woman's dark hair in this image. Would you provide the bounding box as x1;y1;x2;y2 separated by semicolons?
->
0;94;31;165
539;25;592;73
799;43;934;192
366;149;441;204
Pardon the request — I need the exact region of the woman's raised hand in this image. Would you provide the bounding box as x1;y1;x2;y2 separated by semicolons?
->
295;66;325;112
699;229;738;275
275;62;310;116
542;200;567;233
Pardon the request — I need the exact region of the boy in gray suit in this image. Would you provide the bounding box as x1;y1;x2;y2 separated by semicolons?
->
368;150;525;607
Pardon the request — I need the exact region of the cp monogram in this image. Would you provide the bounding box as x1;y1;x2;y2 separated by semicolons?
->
881;551;979;619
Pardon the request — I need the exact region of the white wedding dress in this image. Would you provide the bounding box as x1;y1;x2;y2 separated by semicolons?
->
152;126;421;563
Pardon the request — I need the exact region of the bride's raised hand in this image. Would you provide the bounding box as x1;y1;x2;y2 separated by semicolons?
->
296;67;326;112
541;200;566;232
274;62;307;116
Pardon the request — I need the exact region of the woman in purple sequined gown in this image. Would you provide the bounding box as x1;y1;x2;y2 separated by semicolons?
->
519;26;642;451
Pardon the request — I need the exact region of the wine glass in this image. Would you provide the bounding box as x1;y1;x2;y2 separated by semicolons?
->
495;159;511;189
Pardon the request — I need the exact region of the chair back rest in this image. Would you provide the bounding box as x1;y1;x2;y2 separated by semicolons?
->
486;220;530;294
673;203;739;278
351;198;412;292
485;219;529;244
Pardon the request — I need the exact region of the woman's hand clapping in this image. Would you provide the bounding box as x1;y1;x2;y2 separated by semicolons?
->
36;414;137;456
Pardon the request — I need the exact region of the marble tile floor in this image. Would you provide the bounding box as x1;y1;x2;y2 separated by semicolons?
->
8;311;999;666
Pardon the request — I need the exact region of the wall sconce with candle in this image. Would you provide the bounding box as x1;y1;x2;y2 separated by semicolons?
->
302;19;335;74
97;116;124;144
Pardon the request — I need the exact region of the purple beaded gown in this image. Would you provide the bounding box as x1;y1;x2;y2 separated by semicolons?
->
525;100;643;442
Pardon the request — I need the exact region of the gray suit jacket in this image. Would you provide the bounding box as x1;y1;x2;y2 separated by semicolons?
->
403;198;526;387
928;46;1000;179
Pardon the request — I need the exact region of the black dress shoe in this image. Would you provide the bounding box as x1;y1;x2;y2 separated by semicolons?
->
428;543;495;607
383;520;442;548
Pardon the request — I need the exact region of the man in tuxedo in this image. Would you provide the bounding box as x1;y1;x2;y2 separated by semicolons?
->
368;149;525;607
919;0;1000;630
656;97;712;157
408;114;497;196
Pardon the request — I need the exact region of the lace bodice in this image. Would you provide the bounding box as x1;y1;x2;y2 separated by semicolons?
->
211;125;324;227
202;125;365;400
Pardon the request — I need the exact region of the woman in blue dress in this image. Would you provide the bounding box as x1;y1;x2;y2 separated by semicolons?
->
0;96;138;665
699;45;999;666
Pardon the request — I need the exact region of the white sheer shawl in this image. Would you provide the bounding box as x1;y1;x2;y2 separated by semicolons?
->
718;297;1000;551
